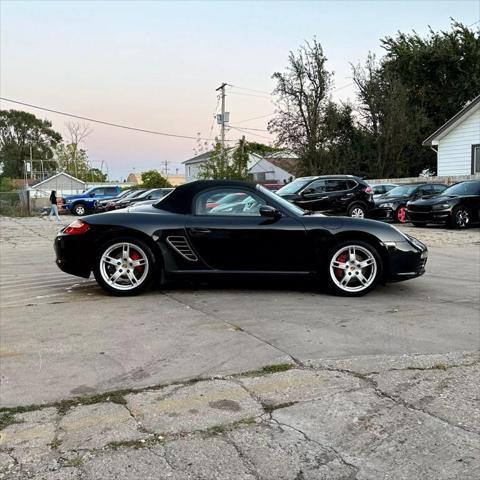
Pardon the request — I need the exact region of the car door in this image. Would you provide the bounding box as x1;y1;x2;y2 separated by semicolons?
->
185;187;308;271
294;180;331;212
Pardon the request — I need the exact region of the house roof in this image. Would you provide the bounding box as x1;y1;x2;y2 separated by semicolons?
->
423;95;480;146
183;150;217;165
30;171;86;188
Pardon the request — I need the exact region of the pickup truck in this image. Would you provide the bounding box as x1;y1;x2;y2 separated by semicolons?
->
62;186;122;215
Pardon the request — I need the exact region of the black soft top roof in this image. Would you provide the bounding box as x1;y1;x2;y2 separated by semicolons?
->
155;180;258;214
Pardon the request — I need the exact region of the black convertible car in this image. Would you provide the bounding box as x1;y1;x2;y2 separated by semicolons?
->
407;180;480;228
54;180;428;297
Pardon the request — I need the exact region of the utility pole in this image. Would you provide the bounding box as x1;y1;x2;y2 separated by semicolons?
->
163;160;169;177
216;83;228;151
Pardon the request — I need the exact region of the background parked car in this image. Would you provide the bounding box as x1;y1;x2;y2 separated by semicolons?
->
276;175;375;218
94;189;133;213
105;189;148;211
113;188;173;210
128;188;175;209
407;180;480;228
372;183;447;223
369;183;398;199
62;186;122;216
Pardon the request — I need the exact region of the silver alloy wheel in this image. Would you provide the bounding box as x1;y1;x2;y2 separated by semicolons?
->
75;205;86;215
455;209;469;228
350;207;365;218
99;242;149;291
329;244;377;293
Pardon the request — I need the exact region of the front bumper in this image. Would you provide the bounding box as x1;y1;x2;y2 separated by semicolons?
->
54;232;94;278
407;209;451;225
385;236;428;281
371;206;396;221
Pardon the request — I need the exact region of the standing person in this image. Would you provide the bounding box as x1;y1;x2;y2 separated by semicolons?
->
49;190;61;222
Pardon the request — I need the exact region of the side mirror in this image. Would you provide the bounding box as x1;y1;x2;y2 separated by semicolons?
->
259;205;281;219
90;193;95;197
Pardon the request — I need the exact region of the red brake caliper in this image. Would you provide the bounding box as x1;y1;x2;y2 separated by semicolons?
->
334;254;347;279
130;249;144;274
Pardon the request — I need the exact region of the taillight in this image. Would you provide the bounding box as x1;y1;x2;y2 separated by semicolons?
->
64;219;90;235
364;186;373;195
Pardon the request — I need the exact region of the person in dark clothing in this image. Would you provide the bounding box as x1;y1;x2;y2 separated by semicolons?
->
49;190;60;221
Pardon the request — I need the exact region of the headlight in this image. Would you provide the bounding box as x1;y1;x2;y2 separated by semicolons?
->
432;203;451;210
381;202;395;209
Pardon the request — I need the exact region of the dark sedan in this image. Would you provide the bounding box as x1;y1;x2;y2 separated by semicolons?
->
104;189;147;211
114;188;173;210
54;180;428;297
407;180;480;228
94;189;133;213
372;183;448;223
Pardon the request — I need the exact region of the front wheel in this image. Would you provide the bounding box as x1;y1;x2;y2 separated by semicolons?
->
94;237;156;296
327;241;383;296
73;203;87;216
450;207;470;229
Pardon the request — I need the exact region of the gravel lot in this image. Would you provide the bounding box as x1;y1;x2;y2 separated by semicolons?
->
0;215;479;479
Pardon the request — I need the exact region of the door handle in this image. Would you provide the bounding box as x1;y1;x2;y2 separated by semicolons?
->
190;227;211;235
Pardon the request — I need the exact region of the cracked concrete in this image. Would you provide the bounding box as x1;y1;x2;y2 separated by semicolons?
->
1;355;478;479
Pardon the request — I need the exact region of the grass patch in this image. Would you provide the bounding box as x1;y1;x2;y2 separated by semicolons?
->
262;401;297;414
0;413;24;430
49;437;62;450
432;363;448;371
64;456;84;468
238;363;296;378
56;390;129;415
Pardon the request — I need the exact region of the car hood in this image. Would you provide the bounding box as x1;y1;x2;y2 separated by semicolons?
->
408;195;456;206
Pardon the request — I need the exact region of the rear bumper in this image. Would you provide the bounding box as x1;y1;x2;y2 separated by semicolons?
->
54;233;93;278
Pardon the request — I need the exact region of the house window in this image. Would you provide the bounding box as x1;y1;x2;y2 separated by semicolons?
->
473;145;480;174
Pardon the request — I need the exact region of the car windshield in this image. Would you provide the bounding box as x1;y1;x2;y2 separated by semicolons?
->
442;182;480;196
257;185;306;216
276;179;311;195
383;185;418;197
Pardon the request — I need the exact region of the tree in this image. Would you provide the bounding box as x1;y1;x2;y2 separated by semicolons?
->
197;139;250;180
268;39;333;175
0;110;62;178
141;170;172;188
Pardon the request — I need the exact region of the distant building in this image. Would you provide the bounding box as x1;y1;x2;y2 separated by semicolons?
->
166;174;186;186
423;95;480;176
127;173;142;185
183;149;298;184
28;172;86;198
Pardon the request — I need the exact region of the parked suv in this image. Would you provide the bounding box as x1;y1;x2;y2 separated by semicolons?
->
372;183;447;223
62;186;122;216
276;175;375;218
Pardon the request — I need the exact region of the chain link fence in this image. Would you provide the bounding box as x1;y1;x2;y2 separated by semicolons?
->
0;190;30;216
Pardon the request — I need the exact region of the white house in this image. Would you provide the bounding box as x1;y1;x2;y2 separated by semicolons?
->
183;148;297;184
28;172;86;198
423;95;480;176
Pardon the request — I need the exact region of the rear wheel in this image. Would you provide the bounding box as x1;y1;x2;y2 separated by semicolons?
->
395;206;407;224
450;207;470;229
347;203;366;219
94;237;156;295
73;203;87;216
327;240;383;296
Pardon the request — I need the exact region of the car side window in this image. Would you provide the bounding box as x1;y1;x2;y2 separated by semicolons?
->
305;180;326;193
105;187;117;195
194;189;267;216
419;186;432;195
325;180;349;192
433;185;446;193
92;188;104;196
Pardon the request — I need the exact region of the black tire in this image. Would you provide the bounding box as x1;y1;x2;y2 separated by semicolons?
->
93;236;157;296
326;240;383;297
412;222;427;227
347;203;367;219
73;203;88;216
449;206;470;229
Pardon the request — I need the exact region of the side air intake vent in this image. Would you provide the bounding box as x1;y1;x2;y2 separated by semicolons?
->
166;236;198;262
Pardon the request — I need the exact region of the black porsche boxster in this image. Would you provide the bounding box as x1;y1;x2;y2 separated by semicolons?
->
54;180;428;297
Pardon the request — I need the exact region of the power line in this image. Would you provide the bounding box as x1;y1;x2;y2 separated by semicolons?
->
230;126;272;140
0;97;217;141
228;91;272;100
235;112;275;124
229;84;272;95
230;125;268;132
